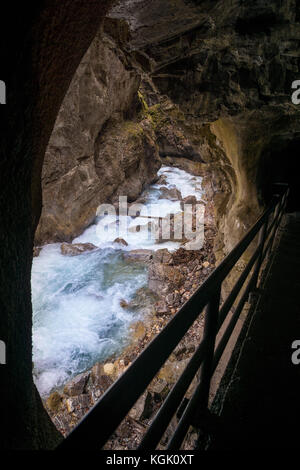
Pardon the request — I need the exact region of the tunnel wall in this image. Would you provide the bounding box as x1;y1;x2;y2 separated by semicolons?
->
0;0;113;450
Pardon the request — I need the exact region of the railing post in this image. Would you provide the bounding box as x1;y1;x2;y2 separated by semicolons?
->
250;214;269;290
196;286;221;411
267;198;281;256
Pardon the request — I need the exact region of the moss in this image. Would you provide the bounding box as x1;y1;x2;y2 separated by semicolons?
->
144;104;170;131
46;391;63;413
122;120;145;140
138;91;149;111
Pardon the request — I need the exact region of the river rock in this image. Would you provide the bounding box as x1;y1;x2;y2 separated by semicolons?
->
180;195;198;210
60;242;98;256
63;372;89;396
114;238;128;246
103;363;115;376
64;394;91;417
152;248;172;264
33;246;42;257
126;287;159;315
123;249;153;262
148;263;184;292
120;299;129;309
159;186;182;201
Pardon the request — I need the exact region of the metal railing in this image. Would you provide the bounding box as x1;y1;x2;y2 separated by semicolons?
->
58;185;289;450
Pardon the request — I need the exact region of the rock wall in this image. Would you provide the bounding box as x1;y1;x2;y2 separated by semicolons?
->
111;0;300;257
35;19;161;244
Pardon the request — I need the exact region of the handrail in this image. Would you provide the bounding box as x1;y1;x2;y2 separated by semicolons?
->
58;185;289;450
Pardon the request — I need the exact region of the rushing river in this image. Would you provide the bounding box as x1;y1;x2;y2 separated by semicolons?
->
32;166;204;397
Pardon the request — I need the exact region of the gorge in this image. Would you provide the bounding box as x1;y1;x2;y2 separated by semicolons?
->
1;0;300;450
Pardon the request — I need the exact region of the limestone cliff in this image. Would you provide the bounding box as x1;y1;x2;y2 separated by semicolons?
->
37;0;300;258
35;19;161;244
111;0;300;257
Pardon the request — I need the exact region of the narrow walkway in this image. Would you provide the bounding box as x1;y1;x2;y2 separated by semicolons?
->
209;213;300;450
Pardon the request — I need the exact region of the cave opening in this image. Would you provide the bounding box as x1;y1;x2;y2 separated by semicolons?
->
1;0;300;451
29;5;222;444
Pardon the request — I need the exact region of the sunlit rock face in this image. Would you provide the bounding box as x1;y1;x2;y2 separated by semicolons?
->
35;19;161;245
111;0;300;255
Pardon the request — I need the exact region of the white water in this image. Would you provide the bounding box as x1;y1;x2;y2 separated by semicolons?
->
32;166;203;397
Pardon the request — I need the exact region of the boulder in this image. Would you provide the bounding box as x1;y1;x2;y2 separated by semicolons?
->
103;363;115;376
124;287;158;319
60;242;98;256
159;186;182;201
63;372;89;396
123;249;153;262
33;246;42;257
152;248;172;264
180;195;198;210
113;238;128;246
148;263;184;292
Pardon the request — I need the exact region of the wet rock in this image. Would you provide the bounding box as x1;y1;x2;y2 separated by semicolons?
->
153;212;186;244
159;186;182;201
148;263;184;292
180;195;198;210
63;372;89;397
33;246;42;257
120;299;129;309
114;238;128;246
126;287;159;317
156;175;167;185
60;242;97;256
123;249;153;262
152;248;172;264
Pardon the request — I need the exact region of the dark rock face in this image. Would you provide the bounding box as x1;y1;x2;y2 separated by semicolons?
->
0;0;114;451
111;0;300;257
1;0;300;451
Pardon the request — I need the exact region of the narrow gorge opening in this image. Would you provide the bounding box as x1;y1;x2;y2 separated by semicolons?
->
31;11;219;443
6;0;295;450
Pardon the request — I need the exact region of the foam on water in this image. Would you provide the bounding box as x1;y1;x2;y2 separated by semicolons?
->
32;246;147;396
74;166;203;251
32;166;203;396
